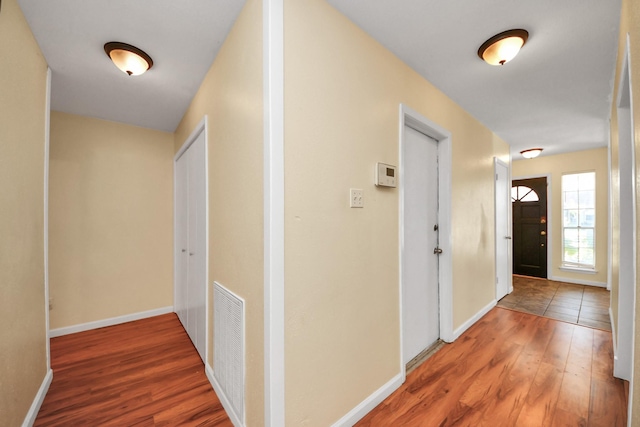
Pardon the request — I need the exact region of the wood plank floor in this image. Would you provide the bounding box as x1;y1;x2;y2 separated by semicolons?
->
357;307;628;427
35;313;232;426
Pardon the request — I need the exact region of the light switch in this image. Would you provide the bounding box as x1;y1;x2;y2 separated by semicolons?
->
350;188;363;208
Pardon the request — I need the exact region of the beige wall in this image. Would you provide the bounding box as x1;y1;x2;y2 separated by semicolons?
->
611;0;640;423
284;0;509;424
48;111;174;329
512;148;609;285
173;0;264;424
0;0;49;424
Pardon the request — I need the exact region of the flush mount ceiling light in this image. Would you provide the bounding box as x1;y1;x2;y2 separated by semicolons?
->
520;148;543;159
478;29;529;66
104;42;153;76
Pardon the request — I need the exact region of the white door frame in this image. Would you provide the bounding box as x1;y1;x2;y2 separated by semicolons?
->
174;116;209;364
399;104;453;380
494;157;512;298
44;68;52;371
614;35;636;410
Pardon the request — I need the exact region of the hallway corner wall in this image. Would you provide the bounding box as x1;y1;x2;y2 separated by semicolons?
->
173;0;265;425
0;0;49;424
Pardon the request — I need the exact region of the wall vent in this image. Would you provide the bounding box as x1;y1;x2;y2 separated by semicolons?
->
213;281;245;424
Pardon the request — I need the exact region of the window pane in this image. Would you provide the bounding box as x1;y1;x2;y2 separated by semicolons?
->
579;228;594;248
563;174;579;191
580;248;595;265
564;191;579;209
511;186;539;202
564;209;578;227
564;228;579;263
579;190;595;208
521;189;539;202
579;172;595;190
579;209;595;227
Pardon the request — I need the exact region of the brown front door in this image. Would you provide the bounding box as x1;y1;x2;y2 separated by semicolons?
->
512;177;547;278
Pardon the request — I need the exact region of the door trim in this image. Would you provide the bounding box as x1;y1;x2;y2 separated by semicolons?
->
44;67;52;371
494;157;512;298
511;173;552;279
399;104;453;381
614;34;636;402
174;116;209;365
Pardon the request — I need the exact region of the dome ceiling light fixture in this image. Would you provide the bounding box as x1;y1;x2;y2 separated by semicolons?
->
104;42;153;76
478;29;529;66
520;148;543;159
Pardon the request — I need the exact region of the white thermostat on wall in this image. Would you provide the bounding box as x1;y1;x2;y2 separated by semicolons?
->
375;162;397;188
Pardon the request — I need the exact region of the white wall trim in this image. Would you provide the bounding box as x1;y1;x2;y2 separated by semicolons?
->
611;306;618;360
206;364;245;427
44;67;51;371
49;306;173;338
453;300;497;340
614;35;636;426
607;118;613;291
398;103;454;388
330;373;403;427
548;275;607;288
263;0;285;426
21;368;52;427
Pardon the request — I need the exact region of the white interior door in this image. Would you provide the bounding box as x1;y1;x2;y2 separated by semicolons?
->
175;128;207;363
403;125;439;364
495;158;511;300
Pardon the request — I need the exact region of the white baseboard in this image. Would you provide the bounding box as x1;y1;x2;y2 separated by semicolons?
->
331;372;403;427
205;364;244;427
22;368;53;427
49;306;174;338
548;275;607;288
453;299;497;340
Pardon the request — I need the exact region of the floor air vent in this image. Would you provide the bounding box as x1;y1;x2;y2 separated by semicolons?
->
213;281;245;425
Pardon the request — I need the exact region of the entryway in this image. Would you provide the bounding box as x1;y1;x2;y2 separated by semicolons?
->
497;275;611;330
512;177;548;278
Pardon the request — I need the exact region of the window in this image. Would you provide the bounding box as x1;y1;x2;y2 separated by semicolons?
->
511;185;539;203
562;172;595;269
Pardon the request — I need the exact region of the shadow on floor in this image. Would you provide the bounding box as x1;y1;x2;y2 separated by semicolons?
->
497;275;611;331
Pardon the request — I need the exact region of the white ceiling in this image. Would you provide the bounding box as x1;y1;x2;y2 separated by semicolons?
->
19;0;621;158
18;0;246;133
327;0;622;158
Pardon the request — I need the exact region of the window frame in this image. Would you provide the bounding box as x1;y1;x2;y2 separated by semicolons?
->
561;171;596;270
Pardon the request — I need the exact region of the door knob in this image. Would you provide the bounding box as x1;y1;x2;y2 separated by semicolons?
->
434;247;443;254
540;231;546;236
189;252;194;256
505;236;512;240
181;249;186;253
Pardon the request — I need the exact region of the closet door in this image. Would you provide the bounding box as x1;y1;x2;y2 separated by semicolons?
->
174;128;207;363
187;132;206;361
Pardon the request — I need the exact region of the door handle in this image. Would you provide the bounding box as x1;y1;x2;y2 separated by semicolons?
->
189;252;194;256
182;249;187;253
540;231;546;236
434;247;443;254
505;236;512;240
